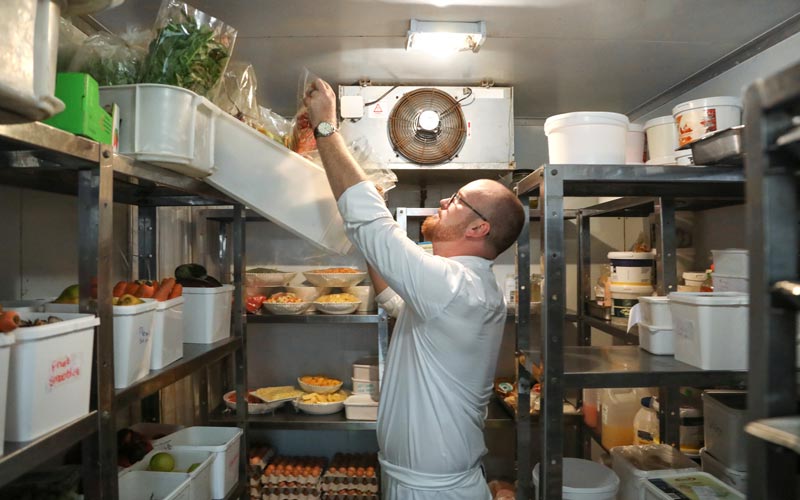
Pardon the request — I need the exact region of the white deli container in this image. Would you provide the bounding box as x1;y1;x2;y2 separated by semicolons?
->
533;457;619;500
626;123;645;164
543;112;630;164
702;391;747;472
0;332;14;454
153;426;243;499
182;285;234;344
644;115;679;165
99;84;219;178
713;274;748;293
668;292;748;370
700;448;747;493
638;323;675;355
608;251;655;285
126;448;214;500
207;110;352;255
637;296;672;328
683;271;707;288
352;377;379;400
352;356;379;381
611;444;699;500
672;96;743;148
5;313;97;442
118;470;191;500
642;471;743;499
609;284;654;319
0;0;64;120
711;249;748;278
151;296;185;369
344;393;379;421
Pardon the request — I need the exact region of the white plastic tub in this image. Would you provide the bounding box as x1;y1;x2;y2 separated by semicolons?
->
153;426;242;499
610;284;654;319
206;110;353;255
611;444;699;500
352;356;379;381
0;333;14;455
702;391;747;472
5;313;97;442
711;249;748;278
126;448;214;500
0;299;50;313
99;84;219;178
118;470;191;500
639;323;675;355
673;96;743;147
533;458;619;500
713;274;748;293
352;377;379;400
668;292;748;370
683;272;707;288
643;471;743;499
182;285;234;344
344;393;379;421
626;123;645;164
543;112;629;164
608;251;654;285
644;115;679;164
0;0;64;120
700;448;746;494
151;296;185;369
638;296;672;328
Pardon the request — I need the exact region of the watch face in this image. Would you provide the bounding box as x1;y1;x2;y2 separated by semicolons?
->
316;121;335;137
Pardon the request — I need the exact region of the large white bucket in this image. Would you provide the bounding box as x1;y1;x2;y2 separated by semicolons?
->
544;112;629;164
533;458;619;500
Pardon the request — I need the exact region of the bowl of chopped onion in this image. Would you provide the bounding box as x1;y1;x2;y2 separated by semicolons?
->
313;293;361;315
261;292;310;315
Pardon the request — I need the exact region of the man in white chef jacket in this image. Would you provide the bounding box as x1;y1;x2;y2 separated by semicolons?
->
305;79;525;500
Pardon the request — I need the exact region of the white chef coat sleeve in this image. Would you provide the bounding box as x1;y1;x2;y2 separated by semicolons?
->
337;181;461;319
375;287;404;318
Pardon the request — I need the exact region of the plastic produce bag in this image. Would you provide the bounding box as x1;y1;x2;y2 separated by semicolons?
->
140;0;237;97
349;137;397;198
289;68;320;157
211;60;260;125
68;29;151;86
258;106;293;146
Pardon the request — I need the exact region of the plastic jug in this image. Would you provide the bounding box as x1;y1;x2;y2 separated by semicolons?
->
633;397;659;445
601;388;653;449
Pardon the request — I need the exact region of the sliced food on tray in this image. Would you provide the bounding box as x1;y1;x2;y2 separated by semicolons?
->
251;386;305;403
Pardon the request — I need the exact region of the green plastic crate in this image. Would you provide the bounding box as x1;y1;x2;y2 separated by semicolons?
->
44;73;112;144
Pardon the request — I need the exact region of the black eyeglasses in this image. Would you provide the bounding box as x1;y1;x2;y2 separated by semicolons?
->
447;192;488;222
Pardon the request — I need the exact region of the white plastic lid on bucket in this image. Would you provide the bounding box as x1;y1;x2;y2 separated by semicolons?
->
544;112;629;135
608;252;655;261
610;284;655;296
533;458;619;500
672;96;742;115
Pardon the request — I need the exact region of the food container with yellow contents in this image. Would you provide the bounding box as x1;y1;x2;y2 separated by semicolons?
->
298;375;343;394
293;390;348;415
261;292;310;315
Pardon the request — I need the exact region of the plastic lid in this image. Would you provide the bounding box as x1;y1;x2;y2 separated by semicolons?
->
533;458;619;493
672;96;743;116
683;272;707;281
644;115;676;129
628;123;644;132
610;284;654;293
181;284;235;295
638;296;669;303
544;111;629;136
607;251;655;260
668;291;748;306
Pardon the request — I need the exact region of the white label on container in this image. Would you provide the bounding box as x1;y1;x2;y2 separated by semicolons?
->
47;352;84;392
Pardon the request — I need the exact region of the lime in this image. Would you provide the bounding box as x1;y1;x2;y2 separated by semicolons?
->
148;452;175;472
187;462;201;473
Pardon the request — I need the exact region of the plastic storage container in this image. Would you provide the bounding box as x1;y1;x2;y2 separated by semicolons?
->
5;313;98;441
344;393;379;420
711;249;748;277
626;123;645;164
543;112;630;164
639;323;675;355
153;426;243;499
644;115;679;165
700;448;747;493
712;274;748;293
0;299;50;312
352;356;379;381
182;285;234;344
126;448;214;500
99;84;219;178
668;292;749;370
643;472;744;499
601;388;647;449
672;96;743;147
206;110;353;255
151;296;185;369
0;333;14;454
638;296;672;328
611;444;699;500
702;391;747;471
352;377;379;400
608;252;654;285
609;284;654;319
118;470;191;500
533;458;619;500
0;0;64;120
682;272;707;288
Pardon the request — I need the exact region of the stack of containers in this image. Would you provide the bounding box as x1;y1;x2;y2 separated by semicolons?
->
182;284;235;344
345;356;380;420
607;251;655;320
637;296;674;355
712;249;749;293
700;391;748;493
611;444;699;500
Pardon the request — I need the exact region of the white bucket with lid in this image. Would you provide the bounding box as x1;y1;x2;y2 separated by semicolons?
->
672;96;742;147
533;457;619;500
626;123;645;164
683;272;707;288
608;251;654;285
644;115;679;164
544;112;629;164
610;284;654;319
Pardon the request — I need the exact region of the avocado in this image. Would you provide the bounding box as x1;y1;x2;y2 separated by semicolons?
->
175;263;207;280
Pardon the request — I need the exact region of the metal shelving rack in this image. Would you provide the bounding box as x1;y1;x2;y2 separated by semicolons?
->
0;121;250;499
514;164;749;500
742;61;800;499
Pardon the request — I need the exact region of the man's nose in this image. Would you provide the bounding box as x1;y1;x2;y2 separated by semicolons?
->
439;198;449;209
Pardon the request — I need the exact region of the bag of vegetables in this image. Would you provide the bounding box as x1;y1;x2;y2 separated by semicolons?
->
140;0;237;97
68;29;151;86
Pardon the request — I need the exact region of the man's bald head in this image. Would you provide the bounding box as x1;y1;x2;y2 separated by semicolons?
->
460;179;525;258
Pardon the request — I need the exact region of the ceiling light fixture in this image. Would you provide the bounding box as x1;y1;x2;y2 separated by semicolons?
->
406;19;486;53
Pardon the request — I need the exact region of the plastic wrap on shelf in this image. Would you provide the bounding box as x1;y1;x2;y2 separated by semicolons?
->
211;60;261;126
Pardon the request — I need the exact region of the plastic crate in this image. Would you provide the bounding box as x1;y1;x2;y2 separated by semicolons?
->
711;249;748;278
5;313;97;442
182;285;234;344
125;448;214;500
151;296;184;369
702;391;747;472
611;444;699;500
118;470;191;500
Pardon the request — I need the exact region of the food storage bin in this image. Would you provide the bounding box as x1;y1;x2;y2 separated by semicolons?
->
129;422;184;441
153;426;243;499
611;444;699;500
0;332;14;454
700;448;747;493
644;115;679;165
151;296;185;369
638;296;672;328
118;470;191;500
126;448;214;500
352;356;379;381
668;292;748;370
626;123;645;164
533;458;619;500
352;377;379;400
0;0;64;120
638;323;675;355
643;472;744;499
543;111;629;164
609;284;654;319
99;84;219;178
608;252;654;285
182;285;234;344
344;393;379;421
206;110;353;255
702;391;747;471
672;96;743;147
5;312;97;442
713;274;748;293
711;249;748;277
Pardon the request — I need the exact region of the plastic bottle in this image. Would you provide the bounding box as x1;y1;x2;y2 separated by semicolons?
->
633;396;660;445
583;389;600;428
601;388;643;449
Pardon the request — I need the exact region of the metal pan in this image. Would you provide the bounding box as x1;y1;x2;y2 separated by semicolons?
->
684;125;745;166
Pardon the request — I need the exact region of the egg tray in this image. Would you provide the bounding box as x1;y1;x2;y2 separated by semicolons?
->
249;445;276;476
261;475;322;487
321;476;379;494
322;493;380;500
259;487;321;500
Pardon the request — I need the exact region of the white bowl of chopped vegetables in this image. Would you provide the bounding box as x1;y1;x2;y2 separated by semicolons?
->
261;292;310;315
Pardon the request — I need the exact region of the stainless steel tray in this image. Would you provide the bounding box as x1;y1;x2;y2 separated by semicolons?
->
686;125;745;166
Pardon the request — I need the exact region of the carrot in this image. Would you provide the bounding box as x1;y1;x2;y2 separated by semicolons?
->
113;281;127;298
0;311;20;333
153;278;175;302
168;283;183;299
135;283;155;298
124;282;140;295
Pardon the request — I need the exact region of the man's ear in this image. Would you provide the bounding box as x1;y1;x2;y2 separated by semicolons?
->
465;221;490;239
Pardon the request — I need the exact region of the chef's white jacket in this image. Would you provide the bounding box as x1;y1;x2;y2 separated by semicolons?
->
338;181;506;500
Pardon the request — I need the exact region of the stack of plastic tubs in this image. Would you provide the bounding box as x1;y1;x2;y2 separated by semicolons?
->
701;391;748;493
637;296;675;355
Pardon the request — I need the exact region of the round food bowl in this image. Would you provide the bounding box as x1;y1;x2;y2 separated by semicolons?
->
313;301;361;315
298;377;343;394
303;270;367;288
286;286;330;303
261;301;311;315
245;271;296;287
293;391;348;415
223;390;283;414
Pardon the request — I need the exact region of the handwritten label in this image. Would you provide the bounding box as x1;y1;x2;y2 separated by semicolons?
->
138;326;151;345
47;353;83;392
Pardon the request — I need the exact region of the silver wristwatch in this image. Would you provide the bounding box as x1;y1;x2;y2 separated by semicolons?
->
313;121;337;138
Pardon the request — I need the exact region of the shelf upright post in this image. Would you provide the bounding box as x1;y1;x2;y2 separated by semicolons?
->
576;212;591;346
654;198;677;296
514;187;532;500
138;205;160;422
744;70;799;500
232;204;249;499
78;144;116;499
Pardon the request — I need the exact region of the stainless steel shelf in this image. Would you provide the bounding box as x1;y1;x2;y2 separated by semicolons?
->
0;411;98;488
115;338;241;407
583;315;639;345
579;195;743;217
392;166;516;185
0;120;98;163
520;346;747;389
248;312;384;324
746;417;800;455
